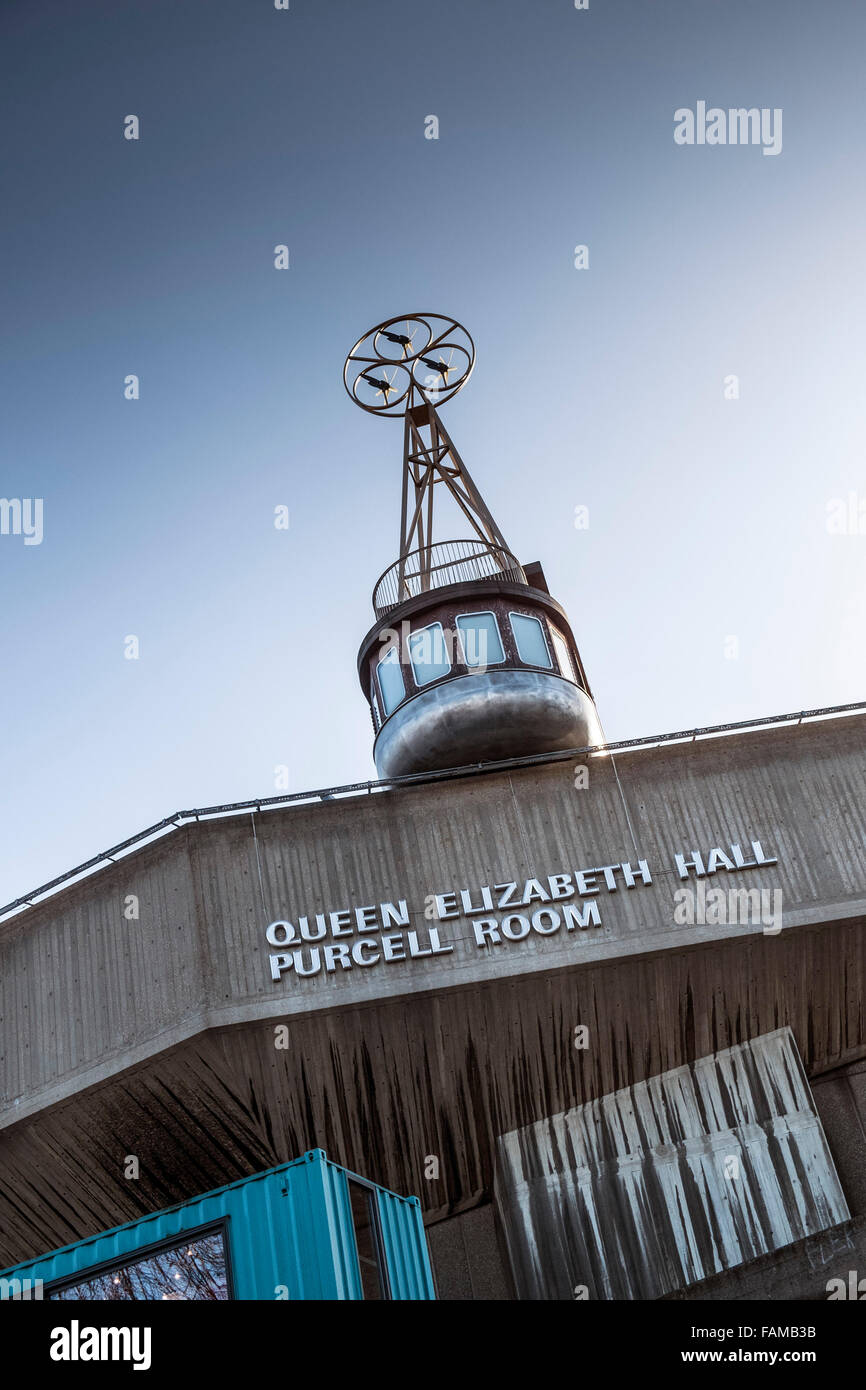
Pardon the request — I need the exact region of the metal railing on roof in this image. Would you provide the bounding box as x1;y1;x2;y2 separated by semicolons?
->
1;698;864;922
372;539;526;619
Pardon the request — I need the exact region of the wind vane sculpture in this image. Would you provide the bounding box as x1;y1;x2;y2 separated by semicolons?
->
343;313;513;607
345;311;600;780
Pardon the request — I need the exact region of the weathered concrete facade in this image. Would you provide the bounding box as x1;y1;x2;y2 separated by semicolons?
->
1;711;865;1297
495;1029;849;1299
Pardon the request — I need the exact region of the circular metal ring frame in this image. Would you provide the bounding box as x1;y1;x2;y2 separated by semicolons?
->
343;312;475;416
373;316;433;362
348;360;413;415
411;341;472;396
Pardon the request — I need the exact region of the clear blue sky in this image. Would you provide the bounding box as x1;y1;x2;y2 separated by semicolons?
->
1;0;864;903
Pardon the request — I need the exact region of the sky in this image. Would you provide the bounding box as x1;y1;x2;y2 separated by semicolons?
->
1;0;864;905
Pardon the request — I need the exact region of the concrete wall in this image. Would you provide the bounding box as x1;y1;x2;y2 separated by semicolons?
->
428;1053;866;1304
667;1057;866;1301
1;713;864;1277
426;1205;512;1300
495;1029;849;1299
3;714;864;1123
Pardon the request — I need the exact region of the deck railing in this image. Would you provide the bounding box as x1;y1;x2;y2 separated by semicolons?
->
372;539;527;618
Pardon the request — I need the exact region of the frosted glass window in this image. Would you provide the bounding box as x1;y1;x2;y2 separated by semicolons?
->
510;613;552;668
456;612;504;668
550;628;576;683
376;648;405;715
408;623;451;686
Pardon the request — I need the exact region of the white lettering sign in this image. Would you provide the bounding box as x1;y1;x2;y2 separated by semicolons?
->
263;837;780;985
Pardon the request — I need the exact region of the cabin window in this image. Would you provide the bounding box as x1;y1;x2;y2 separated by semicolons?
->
550;627;576;683
348;1180;389;1300
48;1226;230;1301
376;647;405;715
456;611;505;668
408;622;451;686
509;613;552;668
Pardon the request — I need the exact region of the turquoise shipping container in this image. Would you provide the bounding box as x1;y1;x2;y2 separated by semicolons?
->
0;1150;435;1301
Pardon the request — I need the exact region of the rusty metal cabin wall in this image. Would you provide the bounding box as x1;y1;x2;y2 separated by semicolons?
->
494;1028;850;1301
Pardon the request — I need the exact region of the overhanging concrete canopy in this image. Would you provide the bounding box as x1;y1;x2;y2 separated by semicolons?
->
1;713;864;1267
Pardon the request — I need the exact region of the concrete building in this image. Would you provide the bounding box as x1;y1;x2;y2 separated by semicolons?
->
2;707;865;1298
2;315;864;1300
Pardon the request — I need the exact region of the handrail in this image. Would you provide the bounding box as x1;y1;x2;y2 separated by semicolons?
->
372;539;526;618
1;699;864;923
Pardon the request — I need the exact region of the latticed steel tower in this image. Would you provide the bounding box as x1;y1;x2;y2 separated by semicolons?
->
344;312;602;777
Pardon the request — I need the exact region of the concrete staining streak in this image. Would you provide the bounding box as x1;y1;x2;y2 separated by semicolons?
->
495;1028;849;1300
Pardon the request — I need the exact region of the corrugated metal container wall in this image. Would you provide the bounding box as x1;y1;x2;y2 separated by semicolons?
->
0;1151;435;1301
319;1153;365;1299
375;1186;437;1299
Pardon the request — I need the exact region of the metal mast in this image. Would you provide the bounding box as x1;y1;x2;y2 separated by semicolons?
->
344;312;514;605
